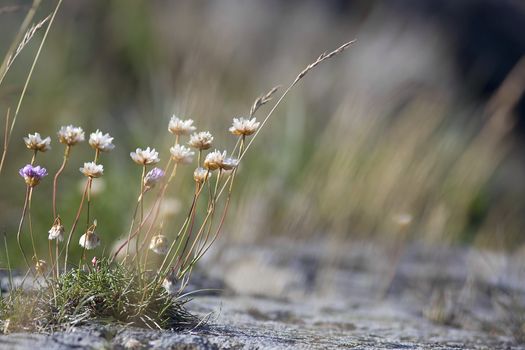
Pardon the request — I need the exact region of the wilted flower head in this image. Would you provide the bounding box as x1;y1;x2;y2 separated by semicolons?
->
91;256;98;268
204;150;226;171
57;125;85;146
144;167;165;189
35;260;47;275
149;235;168;255
89;129;115;152
80;162;104;178
79;222;100;250
170;144;194;164
188;131;213;150
19;164;48;187
193;167;208;184
168;115;196;136
23;132;51;152
130;147;160;165
220;157;239;171
48;217;65;241
229;117;260;136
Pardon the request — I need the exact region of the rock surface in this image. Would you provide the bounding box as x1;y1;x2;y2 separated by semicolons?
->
1;239;525;349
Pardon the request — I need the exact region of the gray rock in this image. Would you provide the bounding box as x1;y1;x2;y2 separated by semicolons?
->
1;239;525;349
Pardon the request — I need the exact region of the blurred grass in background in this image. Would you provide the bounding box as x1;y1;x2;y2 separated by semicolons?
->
1;0;525;267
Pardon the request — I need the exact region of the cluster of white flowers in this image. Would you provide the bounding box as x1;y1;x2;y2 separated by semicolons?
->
130;147;160;165
57;125;85;146
89;130;115;152
24;132;51;152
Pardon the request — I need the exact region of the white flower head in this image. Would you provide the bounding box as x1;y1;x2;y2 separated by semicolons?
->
57;125;85;146
169;144;194;164
130;147;160;165
149;235;169;255
193;167;208;184
188;131;213;150
48;217;65;241
89;129;115;152
168;115;196;136
204;150;226;171
80;162;104;178
229;117;260;136
220;157;239;171
79;222;100;250
23;132;51;152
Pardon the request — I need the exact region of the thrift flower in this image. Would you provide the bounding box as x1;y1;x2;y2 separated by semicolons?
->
130;147;160;165
48;217;65;241
169;144;194;164
19;164;47;187
89;129;115;152
144;167;165;189
168;115;196;135
188;131;213;150
79;225;101;250
220;157;239;171
23;132;51;152
149;235;169;255
80;162;104;178
229;117;260;136
193;167;208;183
204;150;226;171
57;125;85;146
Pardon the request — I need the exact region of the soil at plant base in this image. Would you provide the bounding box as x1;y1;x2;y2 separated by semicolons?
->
1;239;524;349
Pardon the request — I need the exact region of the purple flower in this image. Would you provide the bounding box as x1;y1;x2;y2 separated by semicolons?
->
19;164;48;187
144;167;165;189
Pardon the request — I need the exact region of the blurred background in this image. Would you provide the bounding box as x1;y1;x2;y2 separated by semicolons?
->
0;0;525;273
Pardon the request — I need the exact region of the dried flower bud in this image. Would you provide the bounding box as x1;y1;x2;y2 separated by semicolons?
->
149;235;169;255
35;259;47;275
79;222;101;250
48;217;65;241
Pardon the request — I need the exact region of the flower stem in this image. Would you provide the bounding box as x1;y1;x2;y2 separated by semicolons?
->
52;145;70;219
